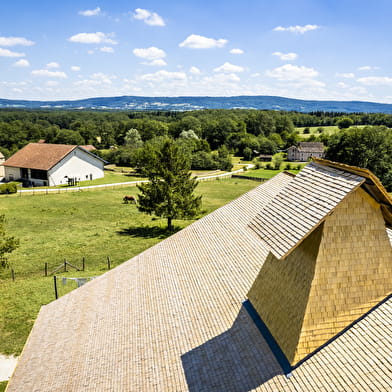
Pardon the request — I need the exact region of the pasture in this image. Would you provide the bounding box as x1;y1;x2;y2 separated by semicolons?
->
295;125;339;139
0;177;259;356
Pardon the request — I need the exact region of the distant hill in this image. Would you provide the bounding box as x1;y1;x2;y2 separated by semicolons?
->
1;95;392;113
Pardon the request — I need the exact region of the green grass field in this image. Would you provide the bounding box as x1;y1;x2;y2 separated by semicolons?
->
239;162;307;179
295;125;339;139
0;177;259;356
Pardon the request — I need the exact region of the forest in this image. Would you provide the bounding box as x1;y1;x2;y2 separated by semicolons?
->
0;108;391;190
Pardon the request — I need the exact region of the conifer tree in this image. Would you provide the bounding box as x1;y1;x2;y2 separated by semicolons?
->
137;139;202;230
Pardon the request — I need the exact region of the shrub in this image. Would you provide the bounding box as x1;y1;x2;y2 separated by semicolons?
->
242;147;253;161
285;163;292;170
0;182;18;194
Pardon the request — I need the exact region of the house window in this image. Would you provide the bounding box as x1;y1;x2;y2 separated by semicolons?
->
30;169;48;180
21;168;28;178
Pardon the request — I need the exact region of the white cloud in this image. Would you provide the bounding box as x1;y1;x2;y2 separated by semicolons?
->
230;48;244;54
31;69;67;78
357;76;392;86
267;64;318;80
272;52;298;61
13;59;30;67
179;34;227;49
133;47;166;60
74;79;102;87
204;73;241;83
144;59;167;66
133;8;165;26
358;65;379;71
273;24;320;34
140;70;187;82
68;32;117;45
71;66;80;71
336;72;355;78
266;64;324;87
189;66;201;75
46;62;60;69
214;62;244;73
45;81;60;87
79;7;101;16
0;36;34;46
74;72;116;87
100;46;114;53
91;72;115;84
0;48;25;57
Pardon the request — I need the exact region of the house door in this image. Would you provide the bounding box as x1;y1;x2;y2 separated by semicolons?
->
21;168;28;179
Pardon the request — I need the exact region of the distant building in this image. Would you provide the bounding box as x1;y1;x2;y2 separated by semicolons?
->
287;142;325;161
257;154;273;162
2;143;106;186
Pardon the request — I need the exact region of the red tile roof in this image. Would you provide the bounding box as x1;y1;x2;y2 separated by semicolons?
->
2;143;77;171
80;145;97;152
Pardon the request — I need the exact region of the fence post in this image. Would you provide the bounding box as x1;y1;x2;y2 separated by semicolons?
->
54;276;58;299
107;256;111;270
11;269;15;281
44;262;48;277
64;259;67;272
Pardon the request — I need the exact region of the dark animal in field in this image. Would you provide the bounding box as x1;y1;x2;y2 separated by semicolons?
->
123;195;136;204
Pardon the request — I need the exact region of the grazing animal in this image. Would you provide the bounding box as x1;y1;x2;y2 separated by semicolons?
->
123;195;136;204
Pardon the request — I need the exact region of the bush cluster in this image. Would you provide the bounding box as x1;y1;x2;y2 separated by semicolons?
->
0;182;18;194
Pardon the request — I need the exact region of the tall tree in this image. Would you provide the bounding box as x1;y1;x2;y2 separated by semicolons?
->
326;126;392;191
136;139;202;230
124;128;143;149
0;214;19;269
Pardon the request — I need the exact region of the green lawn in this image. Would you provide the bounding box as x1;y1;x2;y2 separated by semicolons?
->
0;177;259;356
240;163;307;179
295;125;339;139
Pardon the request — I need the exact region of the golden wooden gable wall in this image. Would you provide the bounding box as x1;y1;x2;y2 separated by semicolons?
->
248;187;392;366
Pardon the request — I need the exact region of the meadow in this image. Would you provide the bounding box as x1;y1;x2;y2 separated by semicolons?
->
0;177;259;356
295;125;339;139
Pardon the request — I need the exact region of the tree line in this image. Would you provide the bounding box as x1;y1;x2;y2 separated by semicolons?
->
0;108;391;190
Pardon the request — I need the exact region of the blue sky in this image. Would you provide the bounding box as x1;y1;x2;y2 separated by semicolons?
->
1;0;392;102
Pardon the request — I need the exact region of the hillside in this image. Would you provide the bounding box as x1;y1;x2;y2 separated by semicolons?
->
2;95;392;113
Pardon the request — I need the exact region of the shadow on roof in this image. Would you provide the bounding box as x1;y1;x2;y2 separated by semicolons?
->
181;306;283;392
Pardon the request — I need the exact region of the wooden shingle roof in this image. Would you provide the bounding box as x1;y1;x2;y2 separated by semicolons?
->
6;166;392;391
249;161;365;259
2;143;77;170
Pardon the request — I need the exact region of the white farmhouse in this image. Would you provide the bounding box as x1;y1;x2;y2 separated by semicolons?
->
2;143;106;186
